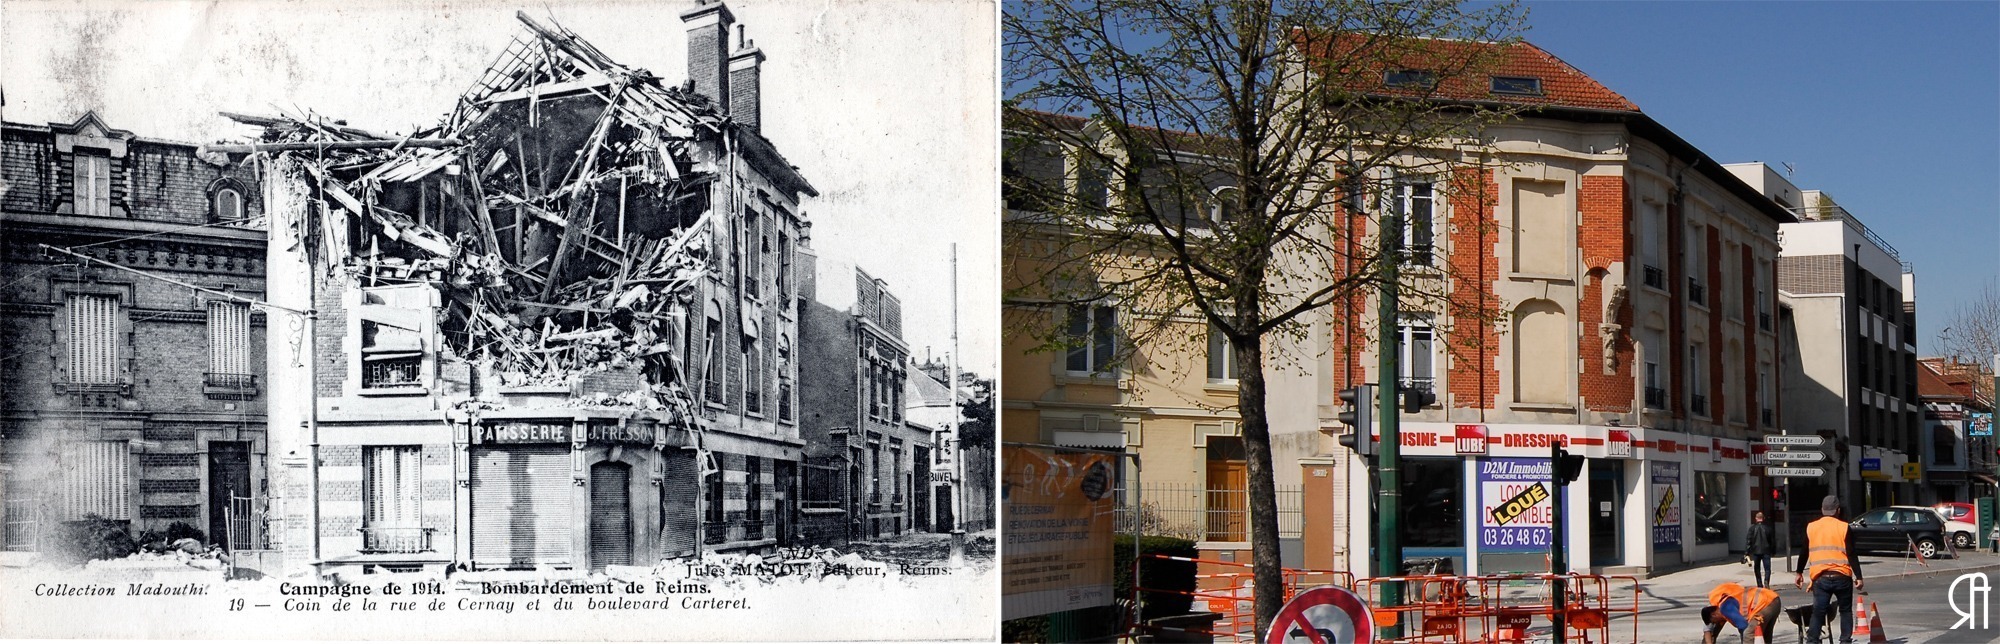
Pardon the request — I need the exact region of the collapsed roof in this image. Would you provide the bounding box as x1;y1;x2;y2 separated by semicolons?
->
220;12;813;421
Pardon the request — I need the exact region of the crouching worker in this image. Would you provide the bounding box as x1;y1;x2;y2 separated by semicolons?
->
1703;581;1782;644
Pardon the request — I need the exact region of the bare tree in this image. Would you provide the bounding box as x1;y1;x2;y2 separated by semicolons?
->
1004;0;1525;632
1938;277;2000;399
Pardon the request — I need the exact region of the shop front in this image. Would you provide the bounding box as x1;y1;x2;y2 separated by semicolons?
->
459;415;675;572
1337;422;1756;576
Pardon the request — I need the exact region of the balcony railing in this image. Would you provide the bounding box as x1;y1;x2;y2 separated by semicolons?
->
1688;278;1707;307
361;356;422;389
742;521;764;540
358;526;435;554
204;372;257;389
204;372;259;400
702;522;727;545
1690;394;1708;417
1644;387;1668;410
1642;265;1665;290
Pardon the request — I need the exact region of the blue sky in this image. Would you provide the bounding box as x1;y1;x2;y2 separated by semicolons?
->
1515;0;2000;356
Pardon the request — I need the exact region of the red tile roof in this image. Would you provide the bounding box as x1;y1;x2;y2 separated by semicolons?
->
1295;32;1639;113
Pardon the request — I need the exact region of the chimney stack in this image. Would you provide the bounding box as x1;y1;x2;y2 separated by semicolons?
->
680;0;735;111
728;24;766;131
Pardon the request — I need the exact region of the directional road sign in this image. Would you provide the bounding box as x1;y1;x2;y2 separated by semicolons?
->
1768;467;1826;478
1762;435;1826;447
1765;451;1826;463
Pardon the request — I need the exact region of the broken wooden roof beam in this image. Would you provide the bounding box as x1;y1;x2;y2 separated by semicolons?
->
199;138;464;155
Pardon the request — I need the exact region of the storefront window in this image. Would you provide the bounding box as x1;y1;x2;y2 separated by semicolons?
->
1695;471;1729;545
1401;458;1463;548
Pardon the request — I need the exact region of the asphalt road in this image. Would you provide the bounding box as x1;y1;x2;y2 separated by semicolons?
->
1618;562;2000;643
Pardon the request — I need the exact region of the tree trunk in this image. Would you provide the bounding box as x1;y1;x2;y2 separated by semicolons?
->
1235;321;1285;634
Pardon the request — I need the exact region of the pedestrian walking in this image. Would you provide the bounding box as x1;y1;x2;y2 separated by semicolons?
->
1795;495;1863;644
1702;581;1782;644
1746;511;1776;588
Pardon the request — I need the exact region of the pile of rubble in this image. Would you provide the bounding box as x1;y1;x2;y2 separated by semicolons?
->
213;12;745;423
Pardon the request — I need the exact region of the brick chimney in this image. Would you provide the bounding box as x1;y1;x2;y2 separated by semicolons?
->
728;24;765;131
680;0;735;110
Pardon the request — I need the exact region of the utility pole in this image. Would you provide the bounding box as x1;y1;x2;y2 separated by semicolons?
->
1376;198;1404;639
947;243;967;569
1550;442;1568;639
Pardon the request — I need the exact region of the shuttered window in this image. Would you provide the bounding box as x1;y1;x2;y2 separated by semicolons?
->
363;446;423;552
73;153;111;217
67;294;119;385
744;339;764;416
60;441;129;520
208;301;252;377
703;317;723;405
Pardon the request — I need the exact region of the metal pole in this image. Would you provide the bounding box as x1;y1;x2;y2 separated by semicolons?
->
1376;196;1404;638
1551;442;1568;639
948;243;967;568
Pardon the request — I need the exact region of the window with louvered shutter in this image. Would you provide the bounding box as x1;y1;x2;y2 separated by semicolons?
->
208;301;251;377
363;446;423;552
59;441;129;520
67;294;119;385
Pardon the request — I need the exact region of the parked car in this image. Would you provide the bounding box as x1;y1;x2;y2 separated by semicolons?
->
1848;506;1948;559
1935;502;1979;549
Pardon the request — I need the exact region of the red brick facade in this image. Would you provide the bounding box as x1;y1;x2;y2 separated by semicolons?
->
1577;175;1633;412
1447;168;1499;409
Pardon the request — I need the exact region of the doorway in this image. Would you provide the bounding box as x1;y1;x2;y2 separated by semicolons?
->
1588;460;1623;567
588;462;631;570
913;447;932;532
207;442;252;548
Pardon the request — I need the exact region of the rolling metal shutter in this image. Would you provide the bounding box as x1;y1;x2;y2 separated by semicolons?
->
207;301;252;376
60;441;129;520
660;450;698;559
588;463;631;570
67;294;118;385
470;446;572;567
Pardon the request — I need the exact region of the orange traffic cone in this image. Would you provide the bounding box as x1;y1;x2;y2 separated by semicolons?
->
1852;597;1873;640
1868;601;1888;643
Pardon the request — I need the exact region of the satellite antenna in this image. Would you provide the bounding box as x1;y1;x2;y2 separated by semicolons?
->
1781;162;1796;178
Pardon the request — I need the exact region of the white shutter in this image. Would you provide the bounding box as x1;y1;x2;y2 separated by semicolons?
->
67;294;118;384
60;442;129;520
208;301;251;375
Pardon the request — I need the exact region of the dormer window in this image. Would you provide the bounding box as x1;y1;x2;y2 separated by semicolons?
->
1384;69;1436;89
213;187;243;222
1490;76;1544;96
73;151;112;217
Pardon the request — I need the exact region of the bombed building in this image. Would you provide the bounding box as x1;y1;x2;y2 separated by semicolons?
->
238;4;813;576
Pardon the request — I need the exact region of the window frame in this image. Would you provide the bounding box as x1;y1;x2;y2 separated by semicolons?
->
212;187;244;223
65;292;122;387
1489;75;1544;96
1398;316;1436;395
1064;304;1118;375
1206;323;1238;384
362;445;426;553
1390;179;1437;266
73;151;113;217
1384;69;1437;90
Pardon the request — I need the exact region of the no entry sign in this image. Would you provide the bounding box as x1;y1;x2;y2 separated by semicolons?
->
1264;586;1374;644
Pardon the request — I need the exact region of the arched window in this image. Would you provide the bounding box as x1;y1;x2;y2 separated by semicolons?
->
1210;186;1241;224
212;187;243;222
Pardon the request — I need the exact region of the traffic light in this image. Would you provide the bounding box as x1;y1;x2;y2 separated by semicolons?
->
1402;384;1436;413
1555;447;1585;485
1335;384;1375;457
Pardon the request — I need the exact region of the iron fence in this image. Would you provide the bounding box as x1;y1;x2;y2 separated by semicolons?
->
4;496;40;551
225;495;271;551
1114;482;1302;543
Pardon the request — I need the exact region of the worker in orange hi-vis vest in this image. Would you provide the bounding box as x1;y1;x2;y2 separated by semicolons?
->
1794;495;1864;644
1702;581;1783;644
